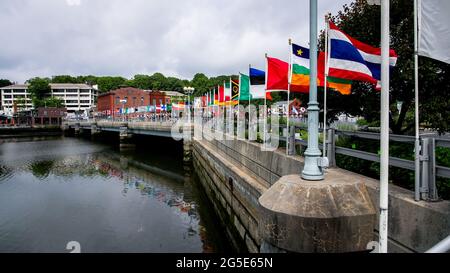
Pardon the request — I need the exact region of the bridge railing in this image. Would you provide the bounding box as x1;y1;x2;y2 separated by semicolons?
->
276;124;449;202
65;113;449;202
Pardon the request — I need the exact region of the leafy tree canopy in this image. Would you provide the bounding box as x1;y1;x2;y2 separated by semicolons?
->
0;79;12;88
321;0;449;134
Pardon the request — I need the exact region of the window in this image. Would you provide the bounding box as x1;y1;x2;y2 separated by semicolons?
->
4;95;12;99
159;99;162;105
80;89;90;93
116;96;120;104
80;100;90;104
152;99;156;105
3;90;11;93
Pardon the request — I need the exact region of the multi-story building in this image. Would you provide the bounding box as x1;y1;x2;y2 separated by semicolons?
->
0;84;33;115
97;87;186;118
50;84;97;114
0;83;97;116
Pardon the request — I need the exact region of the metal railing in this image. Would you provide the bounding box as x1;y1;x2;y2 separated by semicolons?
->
282;125;449;202
65;112;449;202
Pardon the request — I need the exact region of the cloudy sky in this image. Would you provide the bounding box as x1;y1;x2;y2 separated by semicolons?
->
0;0;352;83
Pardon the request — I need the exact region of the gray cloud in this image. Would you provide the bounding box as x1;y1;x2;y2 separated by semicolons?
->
0;0;352;83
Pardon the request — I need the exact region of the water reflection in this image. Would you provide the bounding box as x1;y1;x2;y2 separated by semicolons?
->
0;137;229;253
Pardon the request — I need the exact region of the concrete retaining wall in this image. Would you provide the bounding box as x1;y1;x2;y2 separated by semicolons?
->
193;134;450;253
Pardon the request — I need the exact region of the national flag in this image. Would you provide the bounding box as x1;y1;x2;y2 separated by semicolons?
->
231;78;239;101
249;67;267;99
224;81;231;102
290;43;312;93
161;104;167;111
419;0;450;64
210;90;214;105
266;56;288;91
218;85;225;103
214;87;219;105
318;52;352;95
239;73;251;101
328;22;397;85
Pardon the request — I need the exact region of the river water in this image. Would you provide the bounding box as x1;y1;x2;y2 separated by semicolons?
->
0;135;231;253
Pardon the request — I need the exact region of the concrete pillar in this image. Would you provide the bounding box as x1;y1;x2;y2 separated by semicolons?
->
259;174;376;253
119;126;135;150
74;123;80;136
91;124;100;135
183;139;193;169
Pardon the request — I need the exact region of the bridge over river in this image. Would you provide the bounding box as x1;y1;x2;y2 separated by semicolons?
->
62;118;450;253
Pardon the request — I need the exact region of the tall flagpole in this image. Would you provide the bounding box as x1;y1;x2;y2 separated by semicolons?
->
287;38;292;155
264;54;268;147
248;64;251;107
414;0;421;201
237;72;241;137
323;15;329;157
379;0;390;253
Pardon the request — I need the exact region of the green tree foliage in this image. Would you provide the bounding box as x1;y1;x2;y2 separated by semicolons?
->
44;97;64;108
191;73;210;96
129;74;152;89
148;72;167;90
27;77;51;102
51;75;78;83
0;79;12;87
96;76;127;93
321;0;449;134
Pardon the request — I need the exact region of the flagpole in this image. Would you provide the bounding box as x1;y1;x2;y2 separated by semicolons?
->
264;54;268;147
229;77;232;136
414;0;421;201
379;0;390;253
248;64;251;108
237;73;241;138
323;14;329;157
287;38;292;155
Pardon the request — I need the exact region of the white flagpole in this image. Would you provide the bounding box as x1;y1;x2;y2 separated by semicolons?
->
323;15;329;157
238;73;241;135
229;77;232;135
379;0;390;253
287;38;292;155
248;64;251;108
264;54;268;147
414;0;421;201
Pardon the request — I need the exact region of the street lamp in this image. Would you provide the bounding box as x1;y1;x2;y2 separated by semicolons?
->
183;87;195;123
301;0;324;181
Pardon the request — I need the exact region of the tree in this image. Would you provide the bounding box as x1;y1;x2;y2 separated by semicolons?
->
51;75;77;83
0;79;12;88
27;77;51;106
322;0;449;134
191;73;209;96
44;97;64;108
166;77;184;91
96;76;127;93
149;73;167;90
129;74;152;89
14;98;27;111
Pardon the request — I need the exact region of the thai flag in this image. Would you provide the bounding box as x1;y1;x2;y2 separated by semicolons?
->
328;22;397;85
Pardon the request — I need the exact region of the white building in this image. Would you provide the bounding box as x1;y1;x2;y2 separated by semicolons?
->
0;83;97;116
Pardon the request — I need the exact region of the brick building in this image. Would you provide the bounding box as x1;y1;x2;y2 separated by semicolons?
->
97;87;173;118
